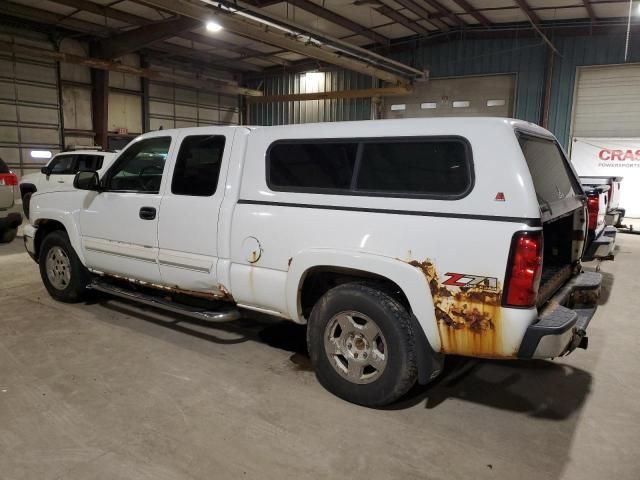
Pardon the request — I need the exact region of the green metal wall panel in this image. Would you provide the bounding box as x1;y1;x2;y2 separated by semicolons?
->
548;33;640;147
393;37;547;124
249;32;639;149
249;70;373;125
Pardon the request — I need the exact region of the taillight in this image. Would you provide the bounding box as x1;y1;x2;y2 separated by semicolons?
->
0;172;18;186
504;231;543;308
586;195;599;231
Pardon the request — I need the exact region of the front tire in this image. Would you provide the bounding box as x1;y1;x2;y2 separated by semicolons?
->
307;283;418;407
39;231;91;302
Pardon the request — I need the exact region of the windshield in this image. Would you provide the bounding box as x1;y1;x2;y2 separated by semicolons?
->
518;134;580;206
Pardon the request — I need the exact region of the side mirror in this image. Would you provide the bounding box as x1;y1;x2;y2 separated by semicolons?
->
41;166;50;175
74;170;101;191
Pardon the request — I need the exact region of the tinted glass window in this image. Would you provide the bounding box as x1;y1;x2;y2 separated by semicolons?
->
357;140;470;195
108;137;171;193
49;155;75;174
77;155;104;171
172;135;225;196
518;134;579;206
269;142;357;190
0;158;8;174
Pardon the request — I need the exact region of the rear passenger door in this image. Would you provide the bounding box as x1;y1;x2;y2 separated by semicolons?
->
157;129;235;294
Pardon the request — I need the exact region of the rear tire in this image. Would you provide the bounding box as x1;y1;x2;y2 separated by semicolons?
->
0;227;17;244
22;192;32;219
307;283;418;407
39;231;91;302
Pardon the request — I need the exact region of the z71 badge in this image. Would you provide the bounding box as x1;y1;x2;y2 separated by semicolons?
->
442;272;498;291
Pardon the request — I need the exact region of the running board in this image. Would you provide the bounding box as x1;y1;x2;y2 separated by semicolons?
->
88;281;241;323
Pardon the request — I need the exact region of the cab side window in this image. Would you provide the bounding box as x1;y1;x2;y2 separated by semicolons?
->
76;155;104;172
171;135;225;197
107;137;171;193
49;155;76;174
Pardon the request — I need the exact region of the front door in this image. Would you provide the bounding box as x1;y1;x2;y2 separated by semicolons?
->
79;135;173;283
157;130;234;294
45;154;76;190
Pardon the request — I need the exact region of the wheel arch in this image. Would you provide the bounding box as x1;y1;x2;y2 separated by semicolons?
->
33;215;85;265
19;183;37;197
287;249;441;354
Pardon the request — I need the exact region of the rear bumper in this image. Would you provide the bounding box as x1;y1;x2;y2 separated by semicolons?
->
0;212;22;231
583;226;616;261
517;270;601;359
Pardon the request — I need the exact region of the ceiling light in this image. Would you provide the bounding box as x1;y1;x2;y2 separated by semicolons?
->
206;20;223;33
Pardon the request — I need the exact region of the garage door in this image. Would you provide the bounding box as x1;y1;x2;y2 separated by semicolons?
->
383;74;515;119
148;82;239;131
571;64;640;138
0;38;61;177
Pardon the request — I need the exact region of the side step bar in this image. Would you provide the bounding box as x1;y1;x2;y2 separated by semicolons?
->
88;280;241;323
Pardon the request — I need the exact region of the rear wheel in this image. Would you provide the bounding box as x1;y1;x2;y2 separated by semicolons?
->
307;283;417;407
22;192;32;218
39;231;91;302
0;227;17;244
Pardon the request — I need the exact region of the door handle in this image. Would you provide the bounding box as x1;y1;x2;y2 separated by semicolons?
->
139;206;156;220
57;180;65;183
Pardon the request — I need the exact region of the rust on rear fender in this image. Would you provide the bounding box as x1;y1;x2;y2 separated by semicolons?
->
406;259;507;358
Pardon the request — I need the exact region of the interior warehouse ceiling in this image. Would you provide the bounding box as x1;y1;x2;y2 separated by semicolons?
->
0;0;637;88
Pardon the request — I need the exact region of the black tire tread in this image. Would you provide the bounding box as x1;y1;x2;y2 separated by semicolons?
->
308;282;418;407
38;230;90;303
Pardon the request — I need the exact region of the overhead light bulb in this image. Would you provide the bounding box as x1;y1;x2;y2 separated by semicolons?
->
206;20;223;33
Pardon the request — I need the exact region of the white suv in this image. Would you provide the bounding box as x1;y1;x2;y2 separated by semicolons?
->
19;150;117;218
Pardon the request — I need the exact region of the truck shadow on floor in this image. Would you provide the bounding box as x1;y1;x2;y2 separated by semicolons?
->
95;296;591;419
390;355;592;419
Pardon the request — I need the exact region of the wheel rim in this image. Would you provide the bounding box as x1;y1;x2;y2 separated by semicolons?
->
324;310;388;384
45;246;71;290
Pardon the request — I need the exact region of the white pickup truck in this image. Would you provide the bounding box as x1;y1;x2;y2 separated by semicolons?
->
23;118;602;406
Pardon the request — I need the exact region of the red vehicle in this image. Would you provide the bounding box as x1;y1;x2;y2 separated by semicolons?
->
581;182;616;262
0;157;22;243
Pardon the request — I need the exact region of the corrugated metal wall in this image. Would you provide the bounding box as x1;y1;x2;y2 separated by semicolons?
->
248;33;638;147
249;70;373;125
548;33;640;148
0;32;62;177
393;37;547;124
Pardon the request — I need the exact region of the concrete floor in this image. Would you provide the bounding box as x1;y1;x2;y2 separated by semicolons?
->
1;232;639;480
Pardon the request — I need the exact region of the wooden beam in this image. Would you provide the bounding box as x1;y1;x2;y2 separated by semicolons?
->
450;0;491;26
0;40;263;96
98;16;200;59
392;0;449;31
247;86;412;102
375;5;431;36
286;0;390;46
513;0;541;25
582;0;598;21
137;0;413;84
